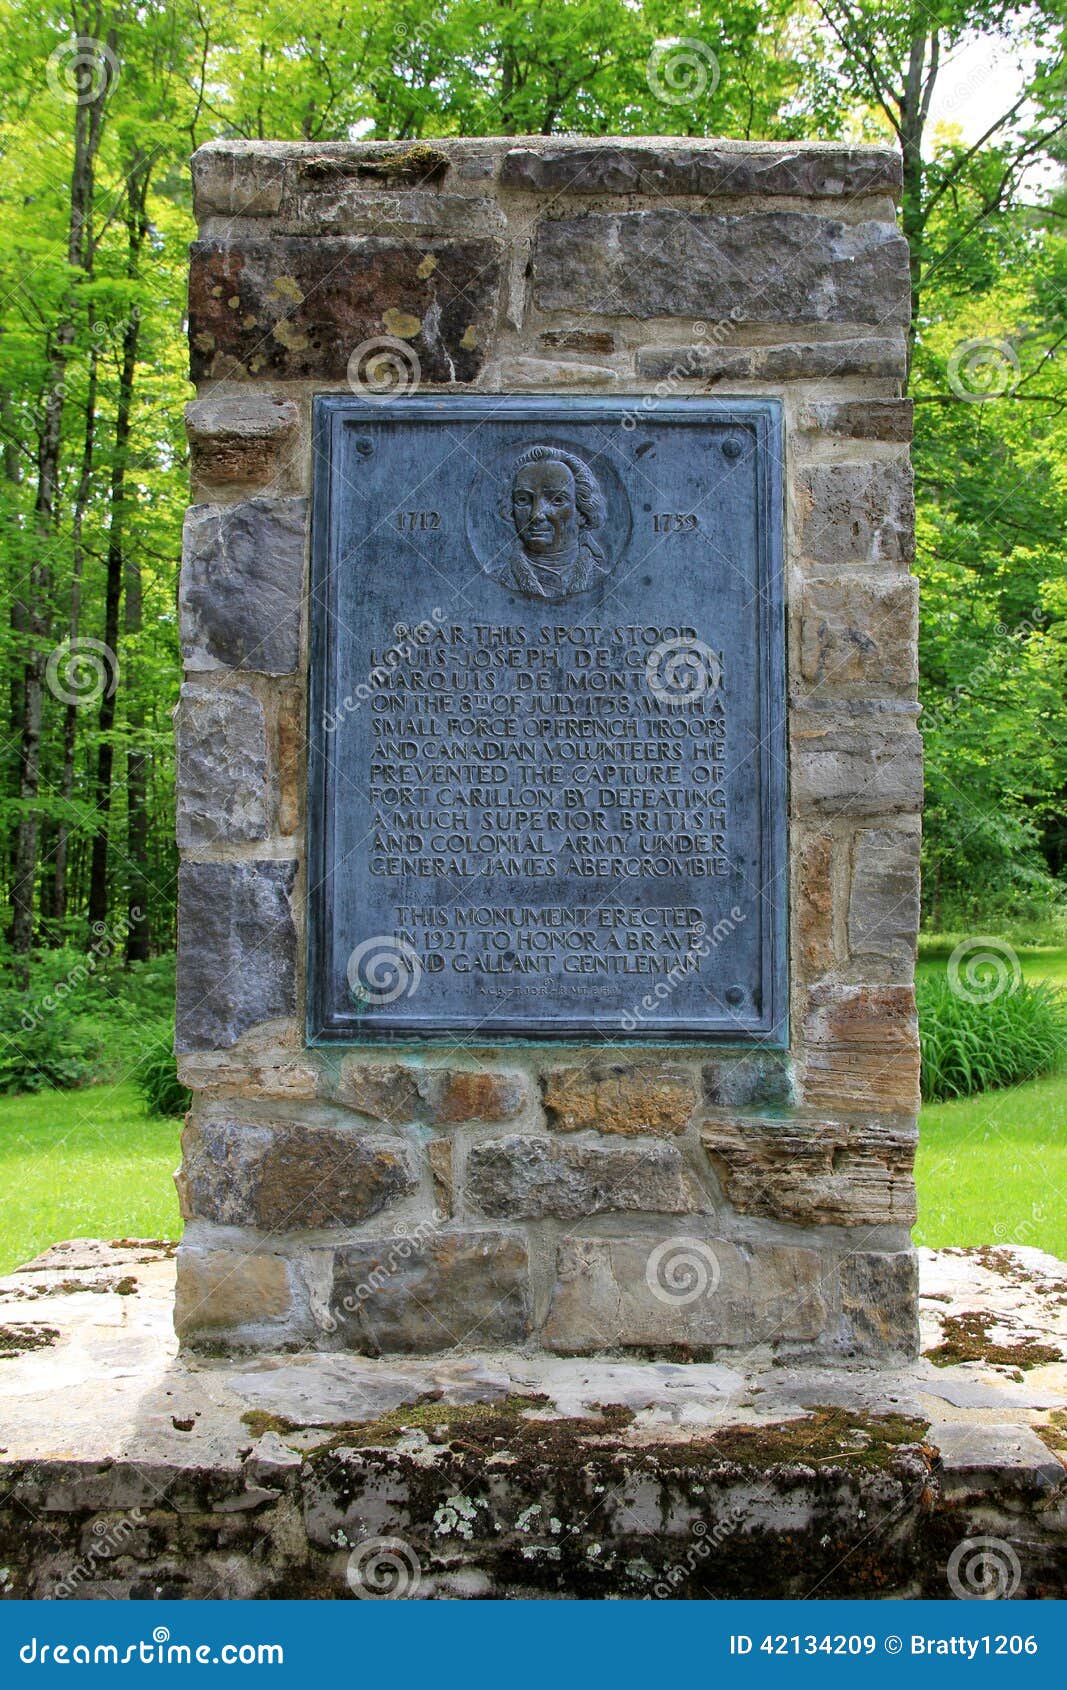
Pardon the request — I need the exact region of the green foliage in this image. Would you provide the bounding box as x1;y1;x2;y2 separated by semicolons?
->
0;988;99;1093
0;949;178;1093
0;0;1062;992
134;1029;190;1118
916;973;1067;1101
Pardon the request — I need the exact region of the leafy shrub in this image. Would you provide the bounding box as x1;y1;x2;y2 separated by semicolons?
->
134;1030;191;1117
0;989;100;1093
0;949;179;1095
917;974;1067;1102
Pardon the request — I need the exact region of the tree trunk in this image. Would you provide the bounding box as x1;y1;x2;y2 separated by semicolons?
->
10;13;111;972
87;153;149;934
52;340;100;931
85;312;137;931
899;30;938;383
124;494;150;961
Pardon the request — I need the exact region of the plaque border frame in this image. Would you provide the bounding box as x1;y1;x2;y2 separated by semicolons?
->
307;393;787;1047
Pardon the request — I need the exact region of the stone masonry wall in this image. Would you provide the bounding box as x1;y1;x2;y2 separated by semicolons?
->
175;136;921;1362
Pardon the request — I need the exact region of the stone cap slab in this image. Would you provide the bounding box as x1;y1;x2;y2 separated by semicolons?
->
928;1422;1065;1497
500;139;901;199
192;135;902;222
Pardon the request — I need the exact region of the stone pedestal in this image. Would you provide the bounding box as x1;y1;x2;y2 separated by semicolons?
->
175;136;922;1362
1;1243;1065;1599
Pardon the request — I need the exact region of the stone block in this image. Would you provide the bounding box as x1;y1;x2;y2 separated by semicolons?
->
192;140;287;217
325;1232;530;1354
636;337;907;383
176;860;297;1052
543;1232;828;1355
534;212;909;324
794;829;836;977
929;1423;1065;1498
799;399;913;442
175;683;271;847
428;1141;454;1217
502;141;901;199
420;1070;531;1124
798;462;914;567
466;1136;696;1221
702;1053;795;1110
180;1117;416;1230
185;395;299;489
176;1048;321;1103
791;718;923;818
180;498;306;675
798;576;918;696
188;235;500;382
839;1250;919;1358
281;141;453;190
700;1118;917;1227
543;1062;698;1136
801;985;920;1115
275;690;303;835
277;190;505;239
540;329;616;353
174;1245;292;1336
336;1061;422;1123
493;356;617;387
848;827;921;962
336;1065;533;1129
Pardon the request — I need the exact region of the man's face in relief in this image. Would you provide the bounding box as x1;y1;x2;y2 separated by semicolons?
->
511;460;579;558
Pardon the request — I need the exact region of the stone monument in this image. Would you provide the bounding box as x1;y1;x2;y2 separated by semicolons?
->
176;135;921;1363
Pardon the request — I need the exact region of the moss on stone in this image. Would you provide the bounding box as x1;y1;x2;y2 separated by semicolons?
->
317;144;453;185
1040;1409;1067;1453
924;1309;1061;1370
0;1324;59;1356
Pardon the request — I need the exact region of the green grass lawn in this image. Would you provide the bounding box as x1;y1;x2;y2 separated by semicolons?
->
0;943;1063;1275
0;1082;181;1274
915;1065;1067;1258
916;938;1067;991
915;942;1067;1258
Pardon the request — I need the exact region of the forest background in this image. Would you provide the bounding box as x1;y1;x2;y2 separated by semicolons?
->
1;0;1065;1099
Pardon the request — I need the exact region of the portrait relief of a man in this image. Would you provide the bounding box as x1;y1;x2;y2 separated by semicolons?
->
487;444;611;602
